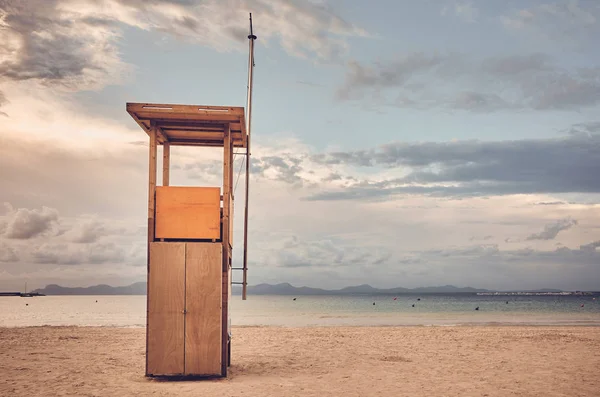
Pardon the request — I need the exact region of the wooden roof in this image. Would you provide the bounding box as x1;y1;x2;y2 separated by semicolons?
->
126;102;247;148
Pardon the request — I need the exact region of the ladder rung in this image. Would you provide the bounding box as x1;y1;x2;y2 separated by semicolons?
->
231;282;246;285
231;267;246;270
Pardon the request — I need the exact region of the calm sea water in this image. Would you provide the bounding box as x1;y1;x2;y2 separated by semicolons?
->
1;294;599;327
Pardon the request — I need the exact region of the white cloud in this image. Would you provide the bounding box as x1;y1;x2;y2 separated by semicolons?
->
2;206;59;239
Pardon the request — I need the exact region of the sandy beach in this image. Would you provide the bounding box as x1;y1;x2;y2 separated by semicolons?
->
1;326;599;396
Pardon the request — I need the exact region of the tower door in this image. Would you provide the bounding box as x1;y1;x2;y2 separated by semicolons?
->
147;242;186;375
184;243;223;375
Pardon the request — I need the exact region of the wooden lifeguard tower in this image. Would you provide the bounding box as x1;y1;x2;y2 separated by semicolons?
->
127;15;257;379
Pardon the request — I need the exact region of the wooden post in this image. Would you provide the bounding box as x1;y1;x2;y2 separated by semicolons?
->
221;124;232;376
162;142;170;186
146;122;158;376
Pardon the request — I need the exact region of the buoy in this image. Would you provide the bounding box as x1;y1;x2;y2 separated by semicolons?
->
417;298;421;301
292;298;296;301
393;297;397;300
475;306;479;311
412;304;415;307
373;302;375;305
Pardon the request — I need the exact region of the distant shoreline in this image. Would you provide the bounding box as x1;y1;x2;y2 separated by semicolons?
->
23;282;599;296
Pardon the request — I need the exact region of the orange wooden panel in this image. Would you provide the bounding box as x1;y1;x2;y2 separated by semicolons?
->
155;186;221;239
147;242;185;376
184;243;222;376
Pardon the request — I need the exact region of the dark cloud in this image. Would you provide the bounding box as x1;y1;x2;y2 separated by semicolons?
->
2;206;59;239
451;91;510;112
535;201;566;206
480;53;552;76
250;155;306;186
335;54;446;101
0;0;365;114
566;121;600;137
525;218;578;241
469;235;493;241
0;0;124;90
0;90;7;116
336;52;600;111
580;240;600;252
306;133;600;201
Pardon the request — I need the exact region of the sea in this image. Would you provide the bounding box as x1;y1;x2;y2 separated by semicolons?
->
1;294;599;328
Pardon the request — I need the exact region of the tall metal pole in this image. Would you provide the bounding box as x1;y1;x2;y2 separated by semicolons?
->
242;13;256;300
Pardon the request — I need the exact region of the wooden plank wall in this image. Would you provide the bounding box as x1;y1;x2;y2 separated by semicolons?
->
184;243;222;376
147;242;186;375
155;187;221;239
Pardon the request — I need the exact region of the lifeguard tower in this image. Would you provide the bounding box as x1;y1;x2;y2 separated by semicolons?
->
127;16;256;378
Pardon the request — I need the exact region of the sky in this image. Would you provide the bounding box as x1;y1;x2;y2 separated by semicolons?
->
1;0;599;292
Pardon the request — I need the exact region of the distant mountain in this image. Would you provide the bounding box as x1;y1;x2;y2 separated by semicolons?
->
31;282;147;295
231;283;492;295
31;282;569;296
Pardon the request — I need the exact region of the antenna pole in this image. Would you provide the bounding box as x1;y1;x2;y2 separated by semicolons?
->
242;13;256;300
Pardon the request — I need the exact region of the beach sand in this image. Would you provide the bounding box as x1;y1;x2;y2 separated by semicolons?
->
1;326;599;396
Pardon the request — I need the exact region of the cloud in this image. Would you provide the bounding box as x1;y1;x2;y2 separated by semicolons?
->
107;0;368;60
0;132;148;218
0;200;142;267
566;121;600;137
31;242;126;265
0;0;131;91
250;155;306;186
441;1;479;23
0;0;366;98
1;119;599;290
0;90;7;116
305;133;600;201
580;240;600;252
335;53;446;101
525;218;578;241
335;52;600;111
2;205;59;239
0;241;18;262
501;0;600;49
262;234;392;269
64;218;109;243
535;201;566;206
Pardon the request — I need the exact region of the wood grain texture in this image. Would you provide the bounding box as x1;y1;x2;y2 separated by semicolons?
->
221;125;233;375
155;186;221;239
126;102;247;148
145;124;158;375
162;142;170;186
184;243;222;376
147;242;185;376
